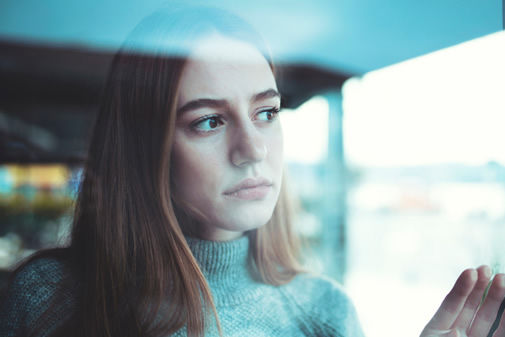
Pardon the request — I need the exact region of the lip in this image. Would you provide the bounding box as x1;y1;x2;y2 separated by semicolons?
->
223;177;273;200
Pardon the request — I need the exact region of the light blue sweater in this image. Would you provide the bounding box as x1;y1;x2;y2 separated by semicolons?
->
180;235;365;337
0;235;365;336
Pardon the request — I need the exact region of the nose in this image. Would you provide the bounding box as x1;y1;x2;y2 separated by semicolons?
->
230;122;268;167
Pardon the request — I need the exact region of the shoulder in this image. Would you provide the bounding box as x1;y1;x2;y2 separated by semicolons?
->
282;272;356;315
280;272;365;337
8;255;71;301
13;256;68;284
0;254;76;336
284;272;349;303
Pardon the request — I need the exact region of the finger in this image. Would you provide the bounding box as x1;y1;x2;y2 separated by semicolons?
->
421;329;461;337
451;265;492;331
468;274;505;337
425;268;478;330
491;299;505;337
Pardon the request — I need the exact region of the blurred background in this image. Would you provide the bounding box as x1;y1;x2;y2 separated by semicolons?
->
0;1;504;336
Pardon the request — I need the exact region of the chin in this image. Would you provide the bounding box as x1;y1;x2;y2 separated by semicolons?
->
224;210;274;232
208;193;279;233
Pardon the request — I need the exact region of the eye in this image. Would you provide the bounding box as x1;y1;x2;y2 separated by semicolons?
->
190;115;224;132
257;107;280;122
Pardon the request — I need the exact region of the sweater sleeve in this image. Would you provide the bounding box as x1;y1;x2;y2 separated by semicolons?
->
281;273;366;337
0;258;74;337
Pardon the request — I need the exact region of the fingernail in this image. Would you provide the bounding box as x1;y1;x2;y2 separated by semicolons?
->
483;265;492;278
494;274;505;287
469;269;478;281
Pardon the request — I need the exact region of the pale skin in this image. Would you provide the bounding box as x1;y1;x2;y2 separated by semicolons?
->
170;33;505;336
421;265;505;337
172;34;283;241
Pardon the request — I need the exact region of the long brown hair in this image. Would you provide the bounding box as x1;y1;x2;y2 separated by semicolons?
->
11;5;303;337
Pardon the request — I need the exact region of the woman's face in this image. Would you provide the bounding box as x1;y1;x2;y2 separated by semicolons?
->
171;34;283;241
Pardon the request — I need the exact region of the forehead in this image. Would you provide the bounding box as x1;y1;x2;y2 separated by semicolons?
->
177;34;277;104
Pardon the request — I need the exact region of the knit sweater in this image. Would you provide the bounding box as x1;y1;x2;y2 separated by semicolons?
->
0;235;365;337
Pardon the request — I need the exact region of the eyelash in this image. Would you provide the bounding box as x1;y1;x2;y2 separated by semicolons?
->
189;107;280;134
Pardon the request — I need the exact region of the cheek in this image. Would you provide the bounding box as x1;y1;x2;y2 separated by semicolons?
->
172;140;223;200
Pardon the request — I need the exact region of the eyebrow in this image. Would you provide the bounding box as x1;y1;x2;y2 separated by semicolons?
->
177;88;281;116
251;88;281;103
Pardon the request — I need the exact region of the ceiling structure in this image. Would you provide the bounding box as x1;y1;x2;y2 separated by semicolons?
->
1;0;502;73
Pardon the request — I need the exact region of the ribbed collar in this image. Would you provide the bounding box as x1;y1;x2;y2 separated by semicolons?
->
185;235;265;307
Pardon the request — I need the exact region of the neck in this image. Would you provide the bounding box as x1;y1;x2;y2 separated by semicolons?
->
185;234;264;306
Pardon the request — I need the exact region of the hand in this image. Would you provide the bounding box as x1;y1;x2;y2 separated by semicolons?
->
421;266;505;337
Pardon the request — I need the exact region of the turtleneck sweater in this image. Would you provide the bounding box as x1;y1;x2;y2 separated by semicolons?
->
0;235;365;336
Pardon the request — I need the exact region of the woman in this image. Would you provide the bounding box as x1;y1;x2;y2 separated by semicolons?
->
1;5;504;337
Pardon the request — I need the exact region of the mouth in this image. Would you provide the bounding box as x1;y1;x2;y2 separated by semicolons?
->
223;177;273;200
